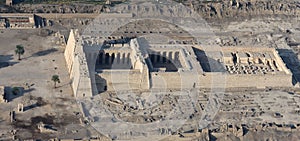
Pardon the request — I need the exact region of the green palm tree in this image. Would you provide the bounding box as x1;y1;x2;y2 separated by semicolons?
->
51;75;60;88
15;45;25;60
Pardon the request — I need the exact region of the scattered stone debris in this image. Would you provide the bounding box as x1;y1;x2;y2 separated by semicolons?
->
37;122;57;133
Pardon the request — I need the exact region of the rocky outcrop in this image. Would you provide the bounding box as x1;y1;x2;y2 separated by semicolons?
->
1;0;299;21
188;0;300;20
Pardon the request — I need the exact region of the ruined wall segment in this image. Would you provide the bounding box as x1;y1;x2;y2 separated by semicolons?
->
5;0;12;6
198;47;293;89
64;29;77;73
95;38;150;92
65;30;93;98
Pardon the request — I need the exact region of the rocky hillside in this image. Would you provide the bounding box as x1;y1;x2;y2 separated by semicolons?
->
0;0;299;20
187;0;300;20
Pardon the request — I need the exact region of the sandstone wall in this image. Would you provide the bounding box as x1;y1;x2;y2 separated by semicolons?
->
65;30;93;97
97;70;145;91
130;39;150;89
70;55;80;96
64;29;76;73
148;68;292;90
150;71;199;89
198;73;292;89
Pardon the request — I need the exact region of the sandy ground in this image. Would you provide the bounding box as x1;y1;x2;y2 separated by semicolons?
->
0;29;104;140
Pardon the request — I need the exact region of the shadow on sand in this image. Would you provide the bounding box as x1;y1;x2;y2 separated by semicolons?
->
4;87;36;102
0;54;18;69
31;48;58;57
277;49;300;85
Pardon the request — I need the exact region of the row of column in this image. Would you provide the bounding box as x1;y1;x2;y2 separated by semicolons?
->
149;51;180;64
98;52;131;65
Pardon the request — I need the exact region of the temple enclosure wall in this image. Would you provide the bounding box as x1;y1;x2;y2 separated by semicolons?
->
64;29;93;98
97;70;145;91
150;71;198;89
148;72;292;90
225;74;292;89
197;73;292;89
64;29;76;73
96;70;292;92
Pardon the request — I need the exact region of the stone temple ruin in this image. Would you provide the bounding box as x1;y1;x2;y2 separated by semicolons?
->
65;31;292;96
0;12;54;29
223;47;290;75
64;4;293;98
0;15;35;29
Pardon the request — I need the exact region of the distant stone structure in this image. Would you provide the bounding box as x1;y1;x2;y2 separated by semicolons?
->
6;0;13;6
0;18;6;29
6;16;35;28
105;0;111;5
0;14;49;29
0;86;6;103
17;103;24;113
54;31;66;46
0;15;35;29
